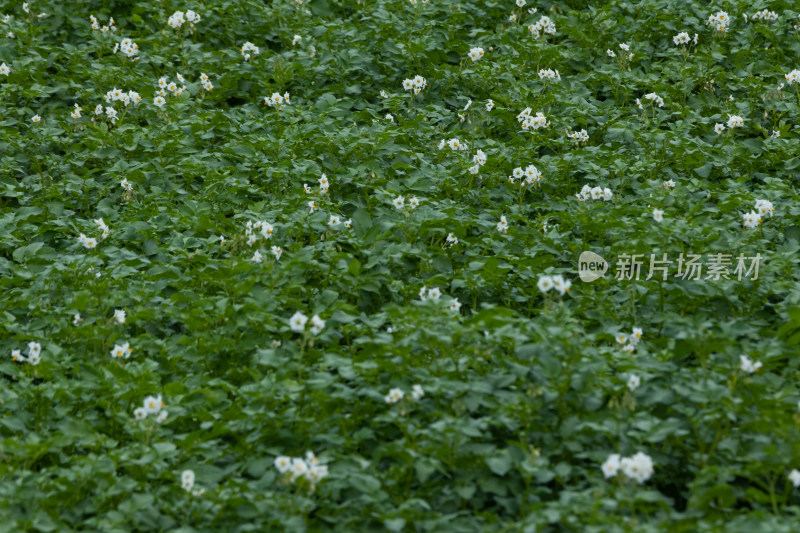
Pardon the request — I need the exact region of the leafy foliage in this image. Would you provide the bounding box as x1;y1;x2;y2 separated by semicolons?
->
1;0;800;531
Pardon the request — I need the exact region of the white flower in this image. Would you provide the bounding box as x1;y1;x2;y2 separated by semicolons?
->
185;10;200;23
673;32;690;45
411;384;424;400
271;246;283;260
537;276;554;293
643;92;664;107
392;196;405;209
742;211;761;229
385;388;404;404
291;458;309;478
601;454;620;478
785;70;800;85
1;62;14;75
445;233;458;246
385;113;393;122
516;0;525;7
73;313;83;326
427;287;441;300
251;250;263;263
449;298;461;312
551;275;571;296
309;315;325;335
156;410;168;423
133;407;147;421
754;199;774;217
408;196;420;209
308;200;318;213
727;115;744;129
447;138;462;150
663;179;676;189
606;49;616;58
143;395;163;414
713;123;725;134
627;374;641;391
620;452;654;484
496;215;508;233
275;456;292;474
241;41;260;57
113;309;126;324
486;99;494;111
328;215;341;228
653;209;663;222
292;35;302;46
31;114;42;123
468;164;480;175
289;312;308;332
739;355;762;374
154;96;166;108
473;149;487;166
468;47;484;62
181;470;195;492
708;11;731;32
789;469;800;488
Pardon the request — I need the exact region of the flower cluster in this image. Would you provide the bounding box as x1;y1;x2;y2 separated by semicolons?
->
168;10;200;29
89;14;115;33
401;75;427;95
418;286;441;301
537;274;572;296
576;184;613;202
517;108;549;130
11;342;42;365
78;218;110;249
538;68;561;81
133;394;168;423
616;327;644;354
601;452;654;484
749;9;777;23
110;342;132;359
274;451;329;488
289;312;325;334
508;164;543;186
469;149;487;174
726;115;744;129
637;92;664;108
468;47;484;61
240;42;260;60
180;470;205;496
740;354;762;374
708;11;730;32
439;137;468;151
114;37;139;59
154;75;189;107
100;87;142;116
385;384;424;404
263;92;291;109
528;15;556;38
392;195;420;210
568;129;589;143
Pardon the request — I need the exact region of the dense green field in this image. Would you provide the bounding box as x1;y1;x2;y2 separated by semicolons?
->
2;0;800;531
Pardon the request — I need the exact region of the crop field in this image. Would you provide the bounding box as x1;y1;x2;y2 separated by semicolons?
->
2;0;800;531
